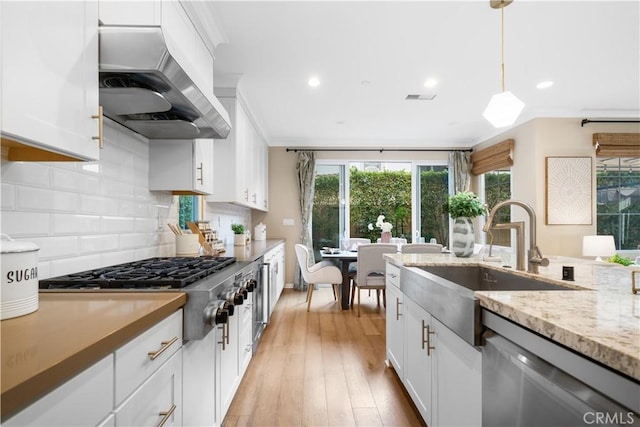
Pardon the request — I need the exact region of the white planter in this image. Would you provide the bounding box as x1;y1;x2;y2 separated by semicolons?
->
234;234;246;246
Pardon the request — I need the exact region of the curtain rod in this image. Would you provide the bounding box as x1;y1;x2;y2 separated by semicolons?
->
581;119;640;127
285;147;473;153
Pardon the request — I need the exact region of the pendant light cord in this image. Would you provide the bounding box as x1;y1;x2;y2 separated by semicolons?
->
501;2;505;92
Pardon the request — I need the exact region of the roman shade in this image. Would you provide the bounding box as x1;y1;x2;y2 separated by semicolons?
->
470;139;514;175
592;133;640;157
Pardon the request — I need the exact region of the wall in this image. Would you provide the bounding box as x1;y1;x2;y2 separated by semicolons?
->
0;120;251;280
474;118;640;257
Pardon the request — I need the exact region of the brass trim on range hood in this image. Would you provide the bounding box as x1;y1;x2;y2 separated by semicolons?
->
98;25;231;140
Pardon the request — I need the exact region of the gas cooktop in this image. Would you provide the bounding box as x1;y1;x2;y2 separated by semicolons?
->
39;256;237;290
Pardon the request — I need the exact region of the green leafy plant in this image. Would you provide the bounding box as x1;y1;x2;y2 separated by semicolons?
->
231;223;245;235
446;191;487;218
607;253;633;266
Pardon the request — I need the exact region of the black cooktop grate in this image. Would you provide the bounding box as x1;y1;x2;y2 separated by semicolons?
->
39;256;237;290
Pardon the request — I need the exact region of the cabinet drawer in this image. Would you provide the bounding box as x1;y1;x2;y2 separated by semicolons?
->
114;310;183;405
4;355;114;427
386;263;401;288
114;349;182;427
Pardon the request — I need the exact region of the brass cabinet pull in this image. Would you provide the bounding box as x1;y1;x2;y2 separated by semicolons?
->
396;298;403;320
147;336;179;361
157;404;177;427
422;320;436;356
196;162;204;184
91;105;104;149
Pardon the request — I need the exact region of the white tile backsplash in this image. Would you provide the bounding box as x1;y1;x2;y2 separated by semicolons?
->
1;121;180;279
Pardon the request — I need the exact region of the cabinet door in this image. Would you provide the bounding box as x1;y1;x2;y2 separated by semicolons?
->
114;349;182;427
404;298;433;426
385;283;404;377
1;1;100;161
217;313;240;424
432;318;482;427
4;355;114;427
194;140;214;194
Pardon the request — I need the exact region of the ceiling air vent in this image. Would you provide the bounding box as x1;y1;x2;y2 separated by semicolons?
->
405;94;437;101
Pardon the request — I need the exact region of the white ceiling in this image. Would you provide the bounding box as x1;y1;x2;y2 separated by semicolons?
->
205;0;640;149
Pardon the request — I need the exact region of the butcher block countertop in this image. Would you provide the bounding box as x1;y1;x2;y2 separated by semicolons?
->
385;252;640;382
0;292;186;420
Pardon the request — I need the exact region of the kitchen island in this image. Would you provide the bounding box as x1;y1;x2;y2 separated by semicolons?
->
0;292;187;421
385;252;640;381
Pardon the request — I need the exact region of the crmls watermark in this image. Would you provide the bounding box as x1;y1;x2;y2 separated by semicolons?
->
583;412;637;425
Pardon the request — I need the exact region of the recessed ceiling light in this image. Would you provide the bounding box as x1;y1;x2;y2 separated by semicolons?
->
536;80;554;89
361;80;370;86
424;78;438;89
308;77;320;87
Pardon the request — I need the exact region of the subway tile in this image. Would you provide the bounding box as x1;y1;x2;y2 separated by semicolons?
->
50;254;103;277
79;234;119;254
79;194;119;216
1;212;50;236
1;161;50;187
101;250;137;267
101;216;135;234
52;214;101;235
17;186;79;212
28;236;79;260
1;183;15;210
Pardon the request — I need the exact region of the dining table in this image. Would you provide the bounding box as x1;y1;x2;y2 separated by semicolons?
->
320;250;359;310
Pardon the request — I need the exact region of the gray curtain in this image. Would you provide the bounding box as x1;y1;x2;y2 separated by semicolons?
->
450;151;471;193
294;151;316;290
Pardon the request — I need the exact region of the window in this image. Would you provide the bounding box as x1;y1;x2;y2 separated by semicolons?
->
178;196;199;230
312;164;345;252
416;165;449;246
596;158;640;250
484;170;511;247
312;160;449;249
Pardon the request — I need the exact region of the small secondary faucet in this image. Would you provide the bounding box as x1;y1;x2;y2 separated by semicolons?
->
483;199;549;274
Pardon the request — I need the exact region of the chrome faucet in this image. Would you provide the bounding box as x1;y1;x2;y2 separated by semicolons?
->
482;200;549;274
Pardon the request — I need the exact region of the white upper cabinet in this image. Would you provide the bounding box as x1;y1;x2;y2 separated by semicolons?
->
0;1;101;161
149;140;214;195
207;89;269;211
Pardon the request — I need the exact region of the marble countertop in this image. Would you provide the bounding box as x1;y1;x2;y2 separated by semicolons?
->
220;239;285;262
385;252;640;382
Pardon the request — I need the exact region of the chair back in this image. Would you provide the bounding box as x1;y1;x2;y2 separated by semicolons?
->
294;244;313;282
356;244;397;287
341;237;371;251
401;243;443;254
375;237;407;244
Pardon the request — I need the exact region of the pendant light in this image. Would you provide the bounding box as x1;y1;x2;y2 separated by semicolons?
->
482;0;525;128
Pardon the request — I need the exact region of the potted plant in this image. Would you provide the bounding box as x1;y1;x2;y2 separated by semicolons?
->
231;223;246;246
446;191;486;257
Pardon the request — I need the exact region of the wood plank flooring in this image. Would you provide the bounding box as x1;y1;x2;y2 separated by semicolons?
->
223;287;425;427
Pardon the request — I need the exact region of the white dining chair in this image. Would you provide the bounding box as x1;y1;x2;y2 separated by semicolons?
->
401;243;443;253
295;244;343;312
351;244;397;317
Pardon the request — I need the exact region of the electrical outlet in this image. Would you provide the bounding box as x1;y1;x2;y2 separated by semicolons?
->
282;218;295;226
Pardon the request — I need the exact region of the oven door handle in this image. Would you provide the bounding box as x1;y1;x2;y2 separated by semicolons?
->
261;262;271;324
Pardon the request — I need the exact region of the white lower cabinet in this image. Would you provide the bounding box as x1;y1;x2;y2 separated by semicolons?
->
386;263;482;427
114;349;182;427
4;309;184;427
3;355;114;427
217;312;240;424
385;279;404;378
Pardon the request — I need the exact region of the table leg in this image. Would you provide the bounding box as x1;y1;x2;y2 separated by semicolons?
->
340;259;351;310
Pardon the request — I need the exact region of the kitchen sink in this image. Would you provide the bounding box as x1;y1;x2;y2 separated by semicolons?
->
418;265;578;292
401;265;578;346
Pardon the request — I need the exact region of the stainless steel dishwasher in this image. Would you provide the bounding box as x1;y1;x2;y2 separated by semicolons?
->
483;310;640;427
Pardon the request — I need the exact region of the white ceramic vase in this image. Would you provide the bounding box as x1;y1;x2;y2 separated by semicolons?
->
451;217;475;257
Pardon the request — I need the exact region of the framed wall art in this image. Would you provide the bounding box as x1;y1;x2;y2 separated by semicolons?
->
545;156;592;225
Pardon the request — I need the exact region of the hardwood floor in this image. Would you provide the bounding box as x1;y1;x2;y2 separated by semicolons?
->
223;287;425;427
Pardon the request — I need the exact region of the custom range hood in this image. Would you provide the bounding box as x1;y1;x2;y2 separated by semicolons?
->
99;25;231;140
